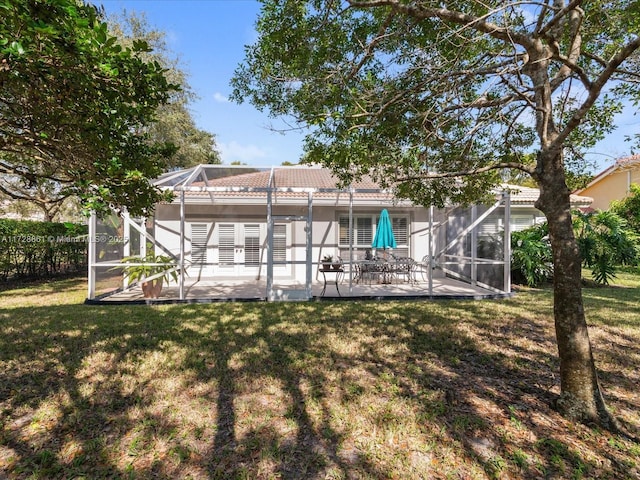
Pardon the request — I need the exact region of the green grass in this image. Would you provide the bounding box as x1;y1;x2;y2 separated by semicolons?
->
0;273;639;479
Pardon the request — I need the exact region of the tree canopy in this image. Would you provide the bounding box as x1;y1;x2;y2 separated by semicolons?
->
233;1;639;204
108;11;221;170
233;0;640;428
0;0;178;217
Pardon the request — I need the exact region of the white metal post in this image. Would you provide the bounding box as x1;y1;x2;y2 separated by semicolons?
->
266;188;273;300
428;205;434;295
471;205;478;286
179;190;185;300
87;211;96;299
139;218;147;258
306;192;313;299
123;211;131;289
348;189;354;293
503;191;511;294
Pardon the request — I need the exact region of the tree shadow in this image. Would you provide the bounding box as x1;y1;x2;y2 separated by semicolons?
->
0;294;638;479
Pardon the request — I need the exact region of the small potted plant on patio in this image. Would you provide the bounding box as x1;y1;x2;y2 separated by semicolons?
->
321;254;333;270
119;253;179;299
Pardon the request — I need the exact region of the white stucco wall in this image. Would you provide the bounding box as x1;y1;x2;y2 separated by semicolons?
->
151;200;434;284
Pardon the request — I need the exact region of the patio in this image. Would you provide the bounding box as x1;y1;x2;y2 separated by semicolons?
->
87;165;512;303
90;274;508;304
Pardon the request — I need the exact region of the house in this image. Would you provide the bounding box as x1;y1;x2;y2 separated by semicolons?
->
574;154;640;210
504;184;592;229
86;165;591;303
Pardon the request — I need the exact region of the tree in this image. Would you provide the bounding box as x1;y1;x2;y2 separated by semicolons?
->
232;0;640;428
0;0;178;217
108;11;221;170
0;175;72;221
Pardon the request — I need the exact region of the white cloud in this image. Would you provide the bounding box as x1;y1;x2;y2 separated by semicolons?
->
218;141;268;164
213;92;230;103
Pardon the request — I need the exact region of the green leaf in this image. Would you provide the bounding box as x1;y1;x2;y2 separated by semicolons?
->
132;39;150;52
9;41;25;55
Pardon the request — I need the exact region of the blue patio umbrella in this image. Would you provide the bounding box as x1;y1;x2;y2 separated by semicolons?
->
372;209;397;253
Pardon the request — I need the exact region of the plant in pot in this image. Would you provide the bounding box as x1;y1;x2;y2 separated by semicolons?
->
119;253;179;299
321;254;333;270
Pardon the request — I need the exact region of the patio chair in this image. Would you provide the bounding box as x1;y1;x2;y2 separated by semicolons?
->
389;254;416;284
414;255;432;282
355;253;386;285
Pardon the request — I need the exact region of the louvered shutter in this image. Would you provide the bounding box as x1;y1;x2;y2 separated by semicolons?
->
244;224;260;267
218;224;235;266
191;224;208;266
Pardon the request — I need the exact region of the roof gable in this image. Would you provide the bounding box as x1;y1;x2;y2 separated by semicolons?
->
575;154;640;195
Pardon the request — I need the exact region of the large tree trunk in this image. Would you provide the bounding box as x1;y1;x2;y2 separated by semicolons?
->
535;150;618;429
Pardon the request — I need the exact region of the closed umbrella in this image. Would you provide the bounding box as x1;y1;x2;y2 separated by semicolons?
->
372;209;397;255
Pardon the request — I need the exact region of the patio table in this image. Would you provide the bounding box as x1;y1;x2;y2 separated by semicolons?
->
320;266;344;296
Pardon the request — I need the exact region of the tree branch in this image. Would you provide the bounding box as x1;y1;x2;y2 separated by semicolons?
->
553;36;640;148
537;0;585;36
549;5;586;89
398;161;535;182
347;0;535;49
345;10;396;81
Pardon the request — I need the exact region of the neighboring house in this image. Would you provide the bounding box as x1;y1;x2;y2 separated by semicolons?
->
505;184;593;229
574;154;640;210
87;165;591;302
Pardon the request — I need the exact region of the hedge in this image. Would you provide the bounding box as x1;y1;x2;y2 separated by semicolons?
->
0;219;88;281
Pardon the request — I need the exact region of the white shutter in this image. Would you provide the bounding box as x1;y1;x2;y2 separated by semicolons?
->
273;224;286;263
392;217;408;244
191;224;208;266
357;217;372;244
218;224;235;266
244;224;260;267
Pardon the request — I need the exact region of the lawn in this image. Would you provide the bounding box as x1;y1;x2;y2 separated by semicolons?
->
0;273;639;479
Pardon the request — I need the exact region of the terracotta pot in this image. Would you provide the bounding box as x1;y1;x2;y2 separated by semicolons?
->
141;278;163;298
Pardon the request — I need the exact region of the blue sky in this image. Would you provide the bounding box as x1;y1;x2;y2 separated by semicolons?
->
100;0;637;173
101;0;307;167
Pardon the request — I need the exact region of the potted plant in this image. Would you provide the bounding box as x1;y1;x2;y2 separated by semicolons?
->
119;253;179;299
321;254;333;270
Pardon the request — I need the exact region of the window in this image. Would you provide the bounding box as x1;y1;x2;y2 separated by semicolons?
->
218;224;235;266
273;224;287;263
191;224;208;265
510;215;536;232
339;213;409;258
244;224;260;267
339;216;372;245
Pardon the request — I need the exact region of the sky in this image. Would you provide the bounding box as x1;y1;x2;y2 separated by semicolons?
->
99;0;637;173
101;0;307;168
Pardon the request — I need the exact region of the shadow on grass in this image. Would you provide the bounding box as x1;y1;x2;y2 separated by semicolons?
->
1;289;639;479
0;276;87;295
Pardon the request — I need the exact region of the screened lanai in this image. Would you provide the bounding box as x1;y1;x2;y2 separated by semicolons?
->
86;165;512;303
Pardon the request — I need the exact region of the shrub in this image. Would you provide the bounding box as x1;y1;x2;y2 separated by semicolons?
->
511;223;553;287
574;210;638;285
0;219;87;281
610;183;640;237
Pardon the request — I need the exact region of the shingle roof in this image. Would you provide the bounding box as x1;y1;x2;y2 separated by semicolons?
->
158;165;592;207
504;184;592;207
